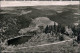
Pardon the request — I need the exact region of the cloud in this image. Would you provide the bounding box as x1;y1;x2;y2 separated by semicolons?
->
1;1;79;7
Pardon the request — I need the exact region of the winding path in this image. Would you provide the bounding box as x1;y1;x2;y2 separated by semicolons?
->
18;37;76;49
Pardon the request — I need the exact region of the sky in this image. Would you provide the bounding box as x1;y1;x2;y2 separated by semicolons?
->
1;1;79;7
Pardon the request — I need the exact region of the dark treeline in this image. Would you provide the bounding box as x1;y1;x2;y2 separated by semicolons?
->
43;23;65;41
44;22;80;42
44;23;65;34
44;23;80;36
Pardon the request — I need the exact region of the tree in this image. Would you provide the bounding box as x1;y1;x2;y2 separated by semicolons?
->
57;24;62;33
59;34;64;41
61;26;65;34
77;34;80;43
44;25;49;34
54;22;57;33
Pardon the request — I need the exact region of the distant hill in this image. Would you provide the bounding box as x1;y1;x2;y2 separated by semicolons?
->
30;17;58;28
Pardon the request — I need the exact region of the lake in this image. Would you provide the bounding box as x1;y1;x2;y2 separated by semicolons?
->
7;36;32;45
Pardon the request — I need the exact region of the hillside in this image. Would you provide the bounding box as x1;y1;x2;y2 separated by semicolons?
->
0;5;80;53
0;5;79;41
